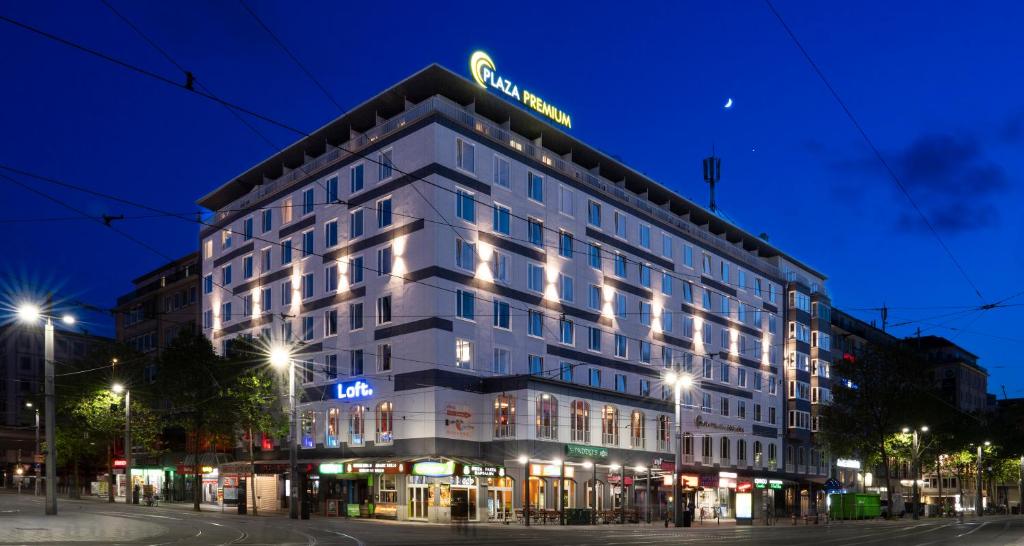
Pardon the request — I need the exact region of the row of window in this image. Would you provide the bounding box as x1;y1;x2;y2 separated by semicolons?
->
299;401;393;448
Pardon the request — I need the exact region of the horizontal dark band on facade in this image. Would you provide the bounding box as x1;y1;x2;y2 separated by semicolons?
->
346;162;491;211
762;302;778;313
213;241;254;268
654;331;695;351
200;113;441;238
478;231;546;262
585;227;674;271
680;301;761;339
698;380;754;400
213;316;259;338
603;275;653;299
403;266;607;325
278;214;317;239
232;267;294;296
321;219;426;263
293;341;323;355
700;276;737;298
546;344;663;379
301;285;367;313
374;316;453;341
719;350;777;374
752;424;780;439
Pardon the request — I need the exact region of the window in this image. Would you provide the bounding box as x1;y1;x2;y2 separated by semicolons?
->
301;273;314;299
769;316;778;334
219;302;232;324
261;209;272;233
377;246;393;276
282;198;293;224
376;343;392;372
325;220;338;248
601;406;619;445
702;323;712;346
281;280;292;306
571;400;590;442
754;403;762;422
527;171;543;202
558;274;574;302
639;264;651;287
768;282;777;303
589;368;601;388
536;395;558;439
528;217;543;245
324;309;338;336
639;224;651;249
587;200;601;226
527;310;543;337
737;303;746;323
614;333;627;358
377;197;393;228
203;274;213;294
491;250;510;283
587;327;601;351
588;284;601;310
456;239;475;271
456;138;475;172
701;393;712;413
661;271;673;295
703;357;713;379
350;349;364;375
639;340;651;364
301;316;314;341
559;319;574;345
260;247;272;273
492;203;510;235
456;188;476;222
629;410;645;447
720;397;730;417
242;294;253;316
349;302;363;331
222;229;232;249
455;338;473;369
456;290;475;320
721;328;730;349
790;290;810;312
527;262;544;292
242;217;253;242
559;185;574;216
204;239;213;258
221;265;232;286
349;255;364;284
588;243;601;269
376;295;391;324
494;395;515;438
683;282;693;303
528;354;544;375
493;347;510;374
350;164;364;193
640;379;650;397
790;322;810;343
260;287;271;313
492;300;510;329
738;401;747;420
376;401;393;445
350;209;364;238
613;373;627;393
683;315;694;338
614;254;627;277
560;362;573;382
348;406;365;446
702;289;711;310
614;211;626;238
558;231;573;258
302;230;314;258
325;264;338;292
720;437;731;463
378;149;393;180
639;301;652;326
493;156;510;188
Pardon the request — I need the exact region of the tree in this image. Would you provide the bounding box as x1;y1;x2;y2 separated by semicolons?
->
156;331;235;511
819;343;939;515
225;364;287;515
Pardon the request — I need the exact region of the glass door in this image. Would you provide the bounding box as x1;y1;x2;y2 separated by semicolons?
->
408;485;428;520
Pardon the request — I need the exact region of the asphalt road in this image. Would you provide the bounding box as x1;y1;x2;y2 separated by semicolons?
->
2;492;1023;545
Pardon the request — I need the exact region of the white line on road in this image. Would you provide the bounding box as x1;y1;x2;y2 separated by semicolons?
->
318;528;366;546
956;521;988;538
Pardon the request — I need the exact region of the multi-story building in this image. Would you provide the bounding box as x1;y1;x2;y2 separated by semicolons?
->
114;252;200;383
913;336;988;414
197;62;825;522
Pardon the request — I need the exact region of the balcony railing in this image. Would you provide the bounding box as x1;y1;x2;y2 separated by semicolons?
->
222;95;783;281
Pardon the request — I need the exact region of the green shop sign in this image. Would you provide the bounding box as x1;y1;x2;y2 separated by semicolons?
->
565;444;608;461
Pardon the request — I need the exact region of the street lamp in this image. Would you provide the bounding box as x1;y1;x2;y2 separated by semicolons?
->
518;454;530;526
665;371;694;527
902;425;928;520
269;344;298;520
26;402;39;496
977;441;990;518
112;383;130;504
16;302;72;516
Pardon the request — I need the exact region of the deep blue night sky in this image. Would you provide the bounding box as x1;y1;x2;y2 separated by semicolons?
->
1;1;1021;394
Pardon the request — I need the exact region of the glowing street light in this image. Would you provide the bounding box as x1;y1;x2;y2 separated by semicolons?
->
269;344;299;520
16;303;41;323
665;371;695;527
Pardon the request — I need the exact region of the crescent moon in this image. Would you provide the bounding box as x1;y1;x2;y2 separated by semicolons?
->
724;98;733;109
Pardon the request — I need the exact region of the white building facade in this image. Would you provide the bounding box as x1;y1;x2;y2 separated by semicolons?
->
198;64;824;522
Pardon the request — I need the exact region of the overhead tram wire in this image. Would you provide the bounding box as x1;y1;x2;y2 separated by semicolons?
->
763;0;986;304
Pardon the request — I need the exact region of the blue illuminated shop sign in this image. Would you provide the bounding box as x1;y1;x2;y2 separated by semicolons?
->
336;380;373;400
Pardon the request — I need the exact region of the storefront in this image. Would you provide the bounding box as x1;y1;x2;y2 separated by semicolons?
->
218;462;285;513
696;472;737;519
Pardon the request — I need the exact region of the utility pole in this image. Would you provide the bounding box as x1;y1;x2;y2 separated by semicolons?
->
977;443;986;517
44;314;57;515
881;304;888;332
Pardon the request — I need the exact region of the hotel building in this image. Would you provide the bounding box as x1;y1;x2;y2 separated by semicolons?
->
197;63;827;522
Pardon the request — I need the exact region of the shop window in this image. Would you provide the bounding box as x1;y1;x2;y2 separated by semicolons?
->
349;405;366;446
536;394;558;440
301;410;315;448
570;400;590;442
754;441;763;467
376;401;393;445
326;407;340;448
494;395;515;438
379;474;398;504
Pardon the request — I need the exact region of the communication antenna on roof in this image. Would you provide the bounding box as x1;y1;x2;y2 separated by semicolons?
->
703;151;721;213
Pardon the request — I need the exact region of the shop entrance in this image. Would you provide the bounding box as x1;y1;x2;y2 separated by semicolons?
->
408;476;430;520
487;477;513;521
451;487;477;521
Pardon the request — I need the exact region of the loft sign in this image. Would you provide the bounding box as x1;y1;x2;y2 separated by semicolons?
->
470;51;572;129
336;380;373;400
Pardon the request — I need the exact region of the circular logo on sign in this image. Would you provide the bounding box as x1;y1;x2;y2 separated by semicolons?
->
470;51;495;88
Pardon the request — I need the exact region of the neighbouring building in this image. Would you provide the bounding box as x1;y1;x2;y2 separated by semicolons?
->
197;61;828;522
113;251;201;383
912;335;989;414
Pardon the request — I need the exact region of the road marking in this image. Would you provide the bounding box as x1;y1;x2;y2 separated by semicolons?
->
956;521;988;538
318;528;366;546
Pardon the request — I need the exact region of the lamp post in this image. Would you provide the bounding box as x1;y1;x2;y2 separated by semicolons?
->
665;371;693;527
977;441;989;517
26;402;39;496
17;303;73;515
518;454;529;526
270;346;298;519
113;384;130;504
902;425;927;520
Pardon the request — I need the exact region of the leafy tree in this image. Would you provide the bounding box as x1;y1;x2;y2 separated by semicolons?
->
819;343;939;514
156;331;235;511
225;363;287;515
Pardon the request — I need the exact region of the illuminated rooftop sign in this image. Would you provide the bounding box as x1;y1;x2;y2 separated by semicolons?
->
336;380;373;401
470;51;572;129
